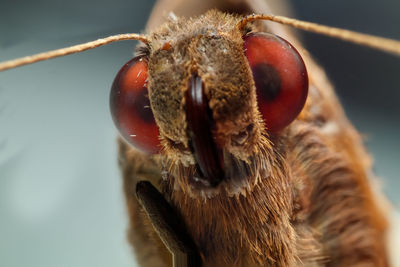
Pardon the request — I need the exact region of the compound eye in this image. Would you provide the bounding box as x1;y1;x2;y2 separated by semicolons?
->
110;57;160;154
244;33;308;132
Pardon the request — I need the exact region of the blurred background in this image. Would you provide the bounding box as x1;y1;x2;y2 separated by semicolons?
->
0;0;399;266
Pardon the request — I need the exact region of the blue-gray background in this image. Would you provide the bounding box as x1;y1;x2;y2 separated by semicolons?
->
0;0;399;266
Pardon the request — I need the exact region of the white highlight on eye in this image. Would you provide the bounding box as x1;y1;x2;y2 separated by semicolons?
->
168;12;178;22
130;134;137;137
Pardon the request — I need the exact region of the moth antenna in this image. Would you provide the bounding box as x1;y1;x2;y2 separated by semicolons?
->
238;14;400;56
0;33;150;72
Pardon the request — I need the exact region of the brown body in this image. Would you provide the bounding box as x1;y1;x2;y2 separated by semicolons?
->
118;0;390;266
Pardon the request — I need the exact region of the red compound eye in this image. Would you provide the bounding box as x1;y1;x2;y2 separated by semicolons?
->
110;57;160;154
244;33;308;132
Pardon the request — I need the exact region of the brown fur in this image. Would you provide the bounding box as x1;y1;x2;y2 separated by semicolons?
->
118;6;389;267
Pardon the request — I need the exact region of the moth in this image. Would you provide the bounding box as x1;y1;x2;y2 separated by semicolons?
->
0;0;399;266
